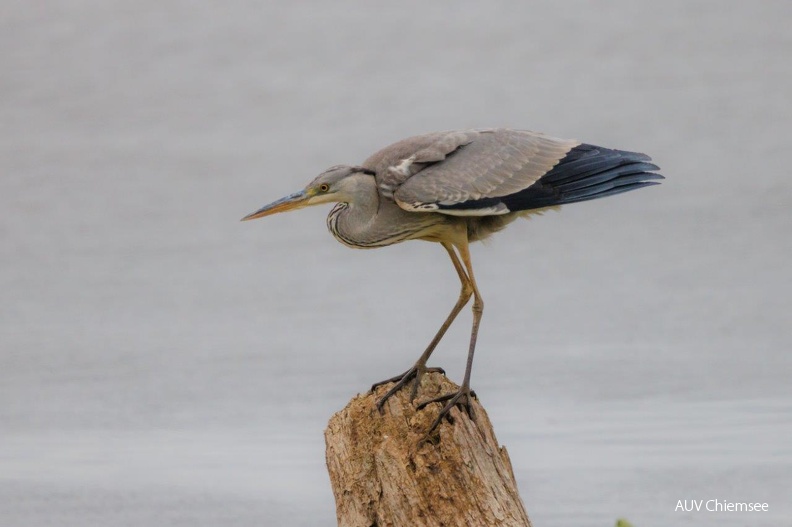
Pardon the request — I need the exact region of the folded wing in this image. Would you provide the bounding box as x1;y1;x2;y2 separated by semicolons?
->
366;129;662;216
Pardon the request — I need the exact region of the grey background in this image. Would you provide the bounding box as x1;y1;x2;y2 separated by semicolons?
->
2;1;790;526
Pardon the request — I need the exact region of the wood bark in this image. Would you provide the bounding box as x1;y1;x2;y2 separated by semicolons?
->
325;373;531;527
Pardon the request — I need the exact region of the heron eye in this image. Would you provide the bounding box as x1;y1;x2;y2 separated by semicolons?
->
319;184;330;192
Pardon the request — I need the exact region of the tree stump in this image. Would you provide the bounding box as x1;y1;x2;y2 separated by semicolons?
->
325;373;531;527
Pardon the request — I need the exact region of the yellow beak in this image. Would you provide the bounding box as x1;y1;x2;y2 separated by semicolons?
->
241;191;309;221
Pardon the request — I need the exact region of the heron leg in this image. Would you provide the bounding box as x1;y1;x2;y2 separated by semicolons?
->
373;242;473;412
418;239;483;435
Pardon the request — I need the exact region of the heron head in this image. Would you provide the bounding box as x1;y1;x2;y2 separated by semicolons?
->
241;165;374;221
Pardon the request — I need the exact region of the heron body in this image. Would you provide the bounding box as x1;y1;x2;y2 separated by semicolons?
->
243;128;662;434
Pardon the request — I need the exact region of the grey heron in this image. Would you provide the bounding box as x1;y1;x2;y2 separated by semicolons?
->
242;128;662;434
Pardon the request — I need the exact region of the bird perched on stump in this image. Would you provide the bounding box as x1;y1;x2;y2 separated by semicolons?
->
243;128;662;435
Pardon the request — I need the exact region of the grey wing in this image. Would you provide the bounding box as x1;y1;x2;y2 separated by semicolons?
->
367;130;481;199
378;129;580;215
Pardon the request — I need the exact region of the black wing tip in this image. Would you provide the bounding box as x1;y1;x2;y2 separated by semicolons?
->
496;143;663;211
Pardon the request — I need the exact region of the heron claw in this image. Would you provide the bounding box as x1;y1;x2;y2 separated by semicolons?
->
371;365;445;413
418;386;476;436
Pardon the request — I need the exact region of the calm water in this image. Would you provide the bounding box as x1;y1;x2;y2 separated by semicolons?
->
2;1;790;526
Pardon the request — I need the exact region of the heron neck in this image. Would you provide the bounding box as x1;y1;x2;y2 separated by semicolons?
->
344;174;380;220
327;175;381;248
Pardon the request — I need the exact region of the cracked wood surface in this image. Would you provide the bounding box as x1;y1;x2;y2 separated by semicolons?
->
325;373;531;527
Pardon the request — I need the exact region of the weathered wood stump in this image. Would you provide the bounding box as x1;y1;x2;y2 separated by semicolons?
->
325;373;531;527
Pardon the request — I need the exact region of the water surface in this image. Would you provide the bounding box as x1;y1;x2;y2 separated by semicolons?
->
2;1;790;525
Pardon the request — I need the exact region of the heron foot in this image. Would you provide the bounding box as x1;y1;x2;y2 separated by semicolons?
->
372;365;446;413
417;386;477;436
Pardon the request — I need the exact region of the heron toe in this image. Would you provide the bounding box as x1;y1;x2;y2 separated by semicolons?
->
372;365;446;413
418;386;477;435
